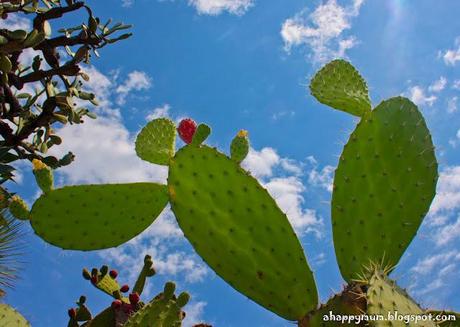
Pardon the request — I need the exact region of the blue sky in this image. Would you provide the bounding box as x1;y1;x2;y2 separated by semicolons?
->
3;0;460;326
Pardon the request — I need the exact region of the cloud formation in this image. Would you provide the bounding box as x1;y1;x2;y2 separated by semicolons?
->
281;0;366;63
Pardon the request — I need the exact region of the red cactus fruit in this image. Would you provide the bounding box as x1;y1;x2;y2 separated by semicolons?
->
111;300;122;309
109;270;118;279
68;308;77;318
120;284;130;293
122;303;134;314
177;118;197;144
129;292;140;304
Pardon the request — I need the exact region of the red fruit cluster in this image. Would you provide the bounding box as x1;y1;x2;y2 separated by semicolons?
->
111;300;122;309
177;118;197;144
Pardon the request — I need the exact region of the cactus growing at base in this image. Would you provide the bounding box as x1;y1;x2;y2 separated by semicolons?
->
67;255;206;327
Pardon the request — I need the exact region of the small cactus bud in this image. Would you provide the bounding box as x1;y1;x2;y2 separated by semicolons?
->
32;159;53;193
99;265;108;276
109;269;118;279
90;275;98;284
129;292;140;304
230;130;249;164
82;269;91;280
8;195;29;220
163;282;176;299
177;118;197;144
68;308;77;318
177;292;190;307
120;284;129;293
78;296;86;304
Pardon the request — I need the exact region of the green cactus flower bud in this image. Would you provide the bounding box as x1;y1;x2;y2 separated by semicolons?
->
163;282;176;300
176;292;190;307
230;130;249;163
32;159;54;193
9;195;29;220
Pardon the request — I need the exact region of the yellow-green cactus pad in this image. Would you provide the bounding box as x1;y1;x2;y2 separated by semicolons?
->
310;59;371;117
168;145;318;320
135;118;176;166
332;97;438;282
367;270;436;327
0;304;30;327
30;183;168;250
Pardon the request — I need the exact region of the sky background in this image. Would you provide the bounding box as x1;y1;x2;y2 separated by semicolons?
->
3;0;460;326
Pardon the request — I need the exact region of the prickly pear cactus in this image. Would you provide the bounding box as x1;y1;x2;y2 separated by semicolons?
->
67;255;199;327
169;142;317;320
0;304;30;327
30;183;168;250
310;61;438;282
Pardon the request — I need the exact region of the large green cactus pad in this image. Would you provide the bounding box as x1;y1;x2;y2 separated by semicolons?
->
310;59;371;117
367;270;436;327
135;118;176;165
0;304;30;327
332;97;437;281
81;307;114;327
31;183;168;250
168;145;318;320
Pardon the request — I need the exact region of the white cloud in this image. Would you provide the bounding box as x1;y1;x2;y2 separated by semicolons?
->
125;0;253;15
430;166;460;216
453;80;460;90
188;0;254;15
51;116;168;185
0;14;31;30
281;0;365;63
116;70;152;105
407;86;437;107
447;96;458;114
411;251;459;275
442;37;460;66
101;209;209;285
428;76;447;93
242;148;323;236
183;301;208;327
242;147;280;179
146;104;171;121
306;156;334;192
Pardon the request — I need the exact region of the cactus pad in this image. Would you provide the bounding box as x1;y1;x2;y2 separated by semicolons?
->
168;145;318;320
135;118;176;165
9;196;29;220
230;130;249;164
332;97;438;281
0;304;30;327
191;124;211;146
31;183;168;250
367;270;436;327
310;59;371;117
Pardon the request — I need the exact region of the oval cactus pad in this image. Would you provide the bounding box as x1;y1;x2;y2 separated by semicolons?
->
168;145;318;320
310;59;371;117
135;118;176;166
332;97;438;281
31;183;168;250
